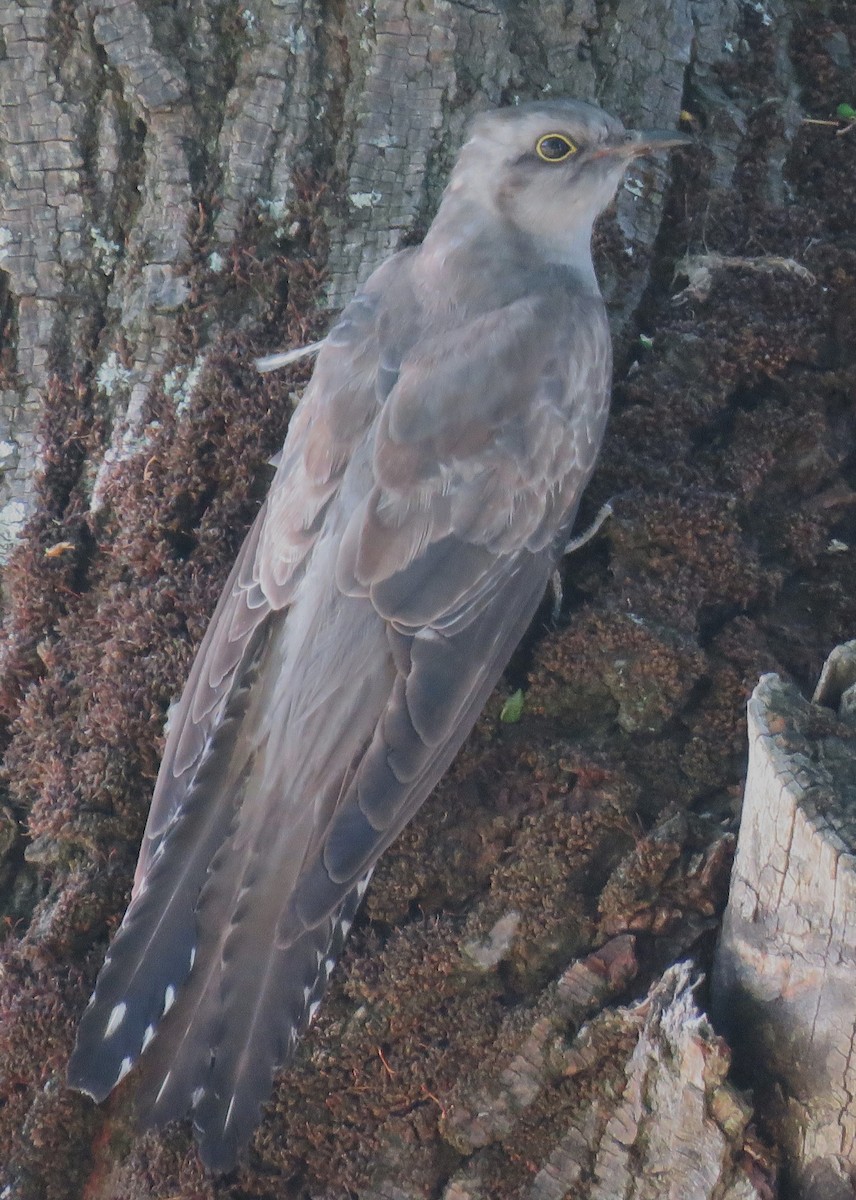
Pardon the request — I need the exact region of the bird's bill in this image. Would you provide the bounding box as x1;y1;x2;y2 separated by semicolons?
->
623;128;694;156
589;128;692;163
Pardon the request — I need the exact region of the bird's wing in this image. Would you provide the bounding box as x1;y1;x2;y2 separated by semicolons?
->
133;276;394;887
293;285;613;915
67;270;395;1104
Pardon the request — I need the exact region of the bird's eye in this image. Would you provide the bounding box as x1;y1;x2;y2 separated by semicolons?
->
535;133;578;162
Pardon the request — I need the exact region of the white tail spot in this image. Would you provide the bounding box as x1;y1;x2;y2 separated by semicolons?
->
339;918;352;939
324;957;335;976
105;1002;127;1038
191;1087;204;1107
189;945;196;969
142;1024;155;1051
308;1000;321;1025
303;985;312;1003
116;1056;133;1084
163;985;176;1015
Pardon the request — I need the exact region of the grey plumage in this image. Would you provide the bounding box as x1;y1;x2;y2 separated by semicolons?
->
68;98;689;1171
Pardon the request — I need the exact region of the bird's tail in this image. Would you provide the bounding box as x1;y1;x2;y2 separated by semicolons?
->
67;762;235;1104
68;623;275;1106
133;873;371;1171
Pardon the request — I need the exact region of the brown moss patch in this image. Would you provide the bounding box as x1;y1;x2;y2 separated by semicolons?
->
0;940;92;1200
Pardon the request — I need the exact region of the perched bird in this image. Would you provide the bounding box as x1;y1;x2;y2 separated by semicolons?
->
68;98;689;1170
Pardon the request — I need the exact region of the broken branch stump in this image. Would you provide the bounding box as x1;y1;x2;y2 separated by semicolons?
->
713;643;856;1200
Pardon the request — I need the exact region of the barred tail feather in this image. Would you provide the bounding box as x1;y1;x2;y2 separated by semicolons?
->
134;875;370;1172
68;622;274;1104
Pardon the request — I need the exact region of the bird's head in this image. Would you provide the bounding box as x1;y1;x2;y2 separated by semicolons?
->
447;99;690;272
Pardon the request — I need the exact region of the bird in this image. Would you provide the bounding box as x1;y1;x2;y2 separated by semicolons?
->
68;98;689;1171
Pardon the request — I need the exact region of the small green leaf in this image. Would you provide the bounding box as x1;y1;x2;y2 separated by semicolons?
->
500;689;525;724
639;333;654;350
836;103;856;121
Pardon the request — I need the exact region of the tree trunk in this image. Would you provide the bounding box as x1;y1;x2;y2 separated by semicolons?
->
0;0;853;1196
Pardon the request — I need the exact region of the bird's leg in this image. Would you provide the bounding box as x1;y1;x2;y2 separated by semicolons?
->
550;501;614;619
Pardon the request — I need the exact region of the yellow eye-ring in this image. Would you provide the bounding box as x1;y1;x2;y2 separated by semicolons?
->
535;133;578;162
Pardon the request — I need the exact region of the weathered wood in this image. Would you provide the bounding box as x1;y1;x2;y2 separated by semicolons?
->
441;958;762;1200
714;645;856;1200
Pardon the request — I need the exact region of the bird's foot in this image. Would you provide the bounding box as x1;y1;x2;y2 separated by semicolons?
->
550;501;614;620
563;501;613;556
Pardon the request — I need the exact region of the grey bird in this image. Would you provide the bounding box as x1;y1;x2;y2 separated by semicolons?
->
68;98;689;1171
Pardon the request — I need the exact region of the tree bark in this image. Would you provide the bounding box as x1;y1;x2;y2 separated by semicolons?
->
0;0;854;1196
714;644;856;1200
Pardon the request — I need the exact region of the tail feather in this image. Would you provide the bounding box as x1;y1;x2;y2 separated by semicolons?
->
68;764;230;1103
133;877;370;1172
68;624;274;1103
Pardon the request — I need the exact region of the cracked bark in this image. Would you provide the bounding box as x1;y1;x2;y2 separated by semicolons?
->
0;0;853;1197
0;0;697;550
